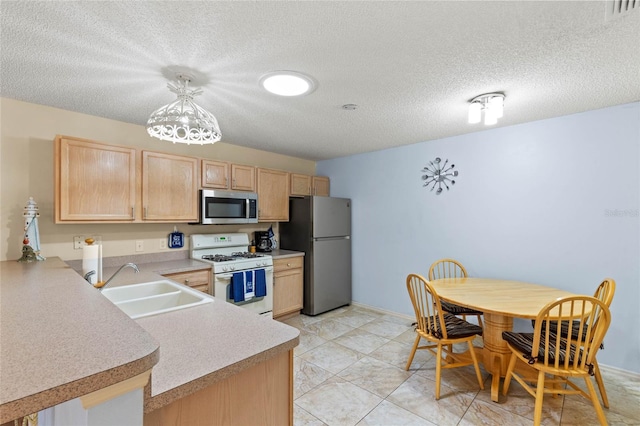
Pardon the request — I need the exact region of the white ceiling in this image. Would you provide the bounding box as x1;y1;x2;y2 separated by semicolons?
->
1;1;639;161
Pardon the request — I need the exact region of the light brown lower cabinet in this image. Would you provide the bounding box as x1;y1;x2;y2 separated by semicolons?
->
273;257;304;318
162;269;211;294
144;350;293;426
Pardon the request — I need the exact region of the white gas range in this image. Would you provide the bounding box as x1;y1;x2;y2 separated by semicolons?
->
191;233;274;318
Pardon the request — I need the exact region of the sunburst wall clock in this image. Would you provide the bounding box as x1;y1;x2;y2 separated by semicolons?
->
421;157;458;194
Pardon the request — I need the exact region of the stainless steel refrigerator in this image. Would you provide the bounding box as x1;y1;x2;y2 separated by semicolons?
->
280;196;351;315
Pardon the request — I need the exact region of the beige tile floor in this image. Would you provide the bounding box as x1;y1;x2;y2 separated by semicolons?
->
284;305;640;426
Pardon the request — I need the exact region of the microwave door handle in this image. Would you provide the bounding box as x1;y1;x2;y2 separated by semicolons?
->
246;198;250;219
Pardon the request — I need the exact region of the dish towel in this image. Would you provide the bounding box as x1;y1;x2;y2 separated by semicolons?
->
243;270;255;301
255;269;267;297
232;272;246;302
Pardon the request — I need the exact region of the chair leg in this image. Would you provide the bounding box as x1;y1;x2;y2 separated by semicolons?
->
405;334;420;371
468;340;484;390
502;352;518;396
593;358;609;408
584;376;608;426
435;343;443;400
476;314;483;329
533;370;546;426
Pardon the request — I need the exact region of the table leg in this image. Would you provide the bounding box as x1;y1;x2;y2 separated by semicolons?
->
482;313;513;402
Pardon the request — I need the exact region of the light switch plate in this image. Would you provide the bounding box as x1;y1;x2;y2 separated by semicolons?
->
135;240;144;252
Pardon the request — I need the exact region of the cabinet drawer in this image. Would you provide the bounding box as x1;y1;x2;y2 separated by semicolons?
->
163;269;211;291
273;256;303;272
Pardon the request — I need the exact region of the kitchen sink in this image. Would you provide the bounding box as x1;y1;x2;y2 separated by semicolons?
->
102;280;213;319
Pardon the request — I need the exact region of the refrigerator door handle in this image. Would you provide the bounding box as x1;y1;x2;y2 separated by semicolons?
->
312;236;350;242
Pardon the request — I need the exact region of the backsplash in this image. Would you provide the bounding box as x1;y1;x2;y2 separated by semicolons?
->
65;249;190;272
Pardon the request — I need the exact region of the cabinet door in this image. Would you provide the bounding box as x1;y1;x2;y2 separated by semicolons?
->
312;176;330;197
231;164;256;192
55;136;136;222
142;151;199;222
290;173;312;196
163;269;211;294
256;168;290;222
202;160;229;189
273;258;304;318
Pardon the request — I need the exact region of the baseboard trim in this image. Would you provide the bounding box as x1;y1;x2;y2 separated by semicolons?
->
350;301;414;322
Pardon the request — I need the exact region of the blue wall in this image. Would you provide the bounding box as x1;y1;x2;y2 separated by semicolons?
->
317;102;640;373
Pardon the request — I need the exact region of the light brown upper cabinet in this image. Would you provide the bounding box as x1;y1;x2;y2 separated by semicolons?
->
55;136;137;223
290;173;312;196
257;168;290;222
202;160;256;192
289;174;330;197
142;151;199;222
312;176;330;196
201;159;229;189
231;164;256;192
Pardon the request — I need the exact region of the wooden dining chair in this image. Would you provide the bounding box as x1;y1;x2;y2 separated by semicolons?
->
405;273;484;400
428;258;483;329
502;296;611;426
532;278;615;408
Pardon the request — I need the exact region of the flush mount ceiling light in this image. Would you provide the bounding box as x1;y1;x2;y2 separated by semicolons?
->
259;71;316;96
468;93;505;126
146;73;221;145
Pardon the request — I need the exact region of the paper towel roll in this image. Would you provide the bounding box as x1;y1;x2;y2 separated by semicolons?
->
82;244;101;285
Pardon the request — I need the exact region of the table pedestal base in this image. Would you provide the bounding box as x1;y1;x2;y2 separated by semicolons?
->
482;313;513;402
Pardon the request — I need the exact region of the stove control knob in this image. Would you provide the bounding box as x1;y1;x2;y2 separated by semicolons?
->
230;266;235;271
222;266;228;272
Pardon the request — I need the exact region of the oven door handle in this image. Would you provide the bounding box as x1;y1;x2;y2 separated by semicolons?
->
216;267;273;280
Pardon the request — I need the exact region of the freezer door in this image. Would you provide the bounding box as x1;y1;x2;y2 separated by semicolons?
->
307;236;352;315
312;196;351;238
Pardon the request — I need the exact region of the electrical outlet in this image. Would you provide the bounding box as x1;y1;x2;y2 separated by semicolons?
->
73;236;85;250
159;239;167;250
135;240;144;252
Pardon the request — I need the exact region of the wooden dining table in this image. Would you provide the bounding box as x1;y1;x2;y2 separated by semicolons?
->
430;277;578;402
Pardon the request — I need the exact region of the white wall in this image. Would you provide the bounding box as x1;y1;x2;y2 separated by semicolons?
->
318;102;640;373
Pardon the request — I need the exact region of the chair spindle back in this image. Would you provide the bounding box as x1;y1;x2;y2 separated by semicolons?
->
429;258;468;280
406;274;448;339
532;296;610;372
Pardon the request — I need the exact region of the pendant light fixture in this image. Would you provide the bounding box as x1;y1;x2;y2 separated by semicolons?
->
147;73;221;144
468;93;505;126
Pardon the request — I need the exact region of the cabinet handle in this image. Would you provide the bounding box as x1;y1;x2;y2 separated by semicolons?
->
185;279;190;285
287;263;291;267
225;177;228;186
131;206;134;218
143;207;147;219
233;178;236;187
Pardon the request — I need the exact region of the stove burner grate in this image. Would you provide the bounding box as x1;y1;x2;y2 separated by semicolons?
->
231;251;265;259
201;254;235;262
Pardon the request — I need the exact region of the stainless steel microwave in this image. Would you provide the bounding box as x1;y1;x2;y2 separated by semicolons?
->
199;190;258;224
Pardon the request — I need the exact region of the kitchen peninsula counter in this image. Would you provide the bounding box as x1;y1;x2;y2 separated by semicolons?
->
1;257;300;423
0;257;159;423
102;264;300;413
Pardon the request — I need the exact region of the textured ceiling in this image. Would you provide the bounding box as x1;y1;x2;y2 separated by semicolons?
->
1;1;639;161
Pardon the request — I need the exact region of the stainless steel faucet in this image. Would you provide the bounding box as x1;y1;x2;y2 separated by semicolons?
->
85;263;140;290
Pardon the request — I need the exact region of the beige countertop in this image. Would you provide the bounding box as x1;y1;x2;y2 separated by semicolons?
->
0;258;159;423
269;249;305;259
69;259;300;413
1;257;299;421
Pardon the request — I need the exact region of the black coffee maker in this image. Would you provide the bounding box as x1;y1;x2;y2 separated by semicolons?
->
254;231;272;252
